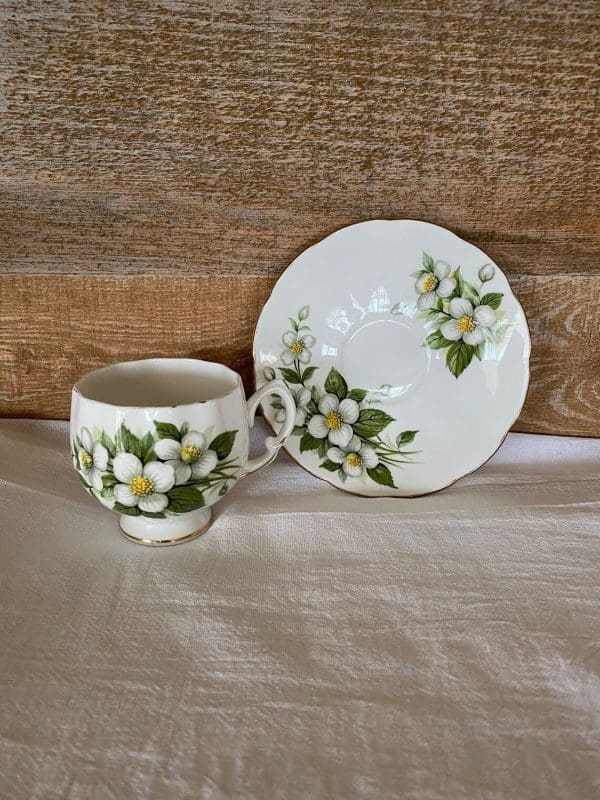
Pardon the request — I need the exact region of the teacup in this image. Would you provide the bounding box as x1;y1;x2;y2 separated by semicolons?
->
70;358;295;545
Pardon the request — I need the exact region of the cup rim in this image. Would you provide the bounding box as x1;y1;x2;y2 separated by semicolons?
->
72;357;243;410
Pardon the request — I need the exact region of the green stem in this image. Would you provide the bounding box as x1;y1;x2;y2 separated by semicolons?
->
294;357;305;386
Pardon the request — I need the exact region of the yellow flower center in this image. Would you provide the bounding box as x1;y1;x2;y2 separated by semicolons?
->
346;452;362;468
80;450;93;469
181;444;201;464
458;315;476;333
129;475;155;496
290;340;304;356
326;411;343;430
423;275;437;292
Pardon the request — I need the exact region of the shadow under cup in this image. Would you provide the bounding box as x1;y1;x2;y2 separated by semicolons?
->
70;359;252;545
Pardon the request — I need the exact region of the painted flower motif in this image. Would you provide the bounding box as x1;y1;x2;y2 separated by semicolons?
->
77;427;109;490
113;454;175;513
441;298;496;346
275;386;311;427
328;435;378;477
415;261;456;310
153;431;218;485
307;393;359;446
281;331;316;365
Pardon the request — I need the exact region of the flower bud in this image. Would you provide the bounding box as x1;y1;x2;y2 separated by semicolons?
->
479;263;495;282
263;366;276;381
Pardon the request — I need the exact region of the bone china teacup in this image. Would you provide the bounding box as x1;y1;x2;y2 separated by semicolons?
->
70;358;295;545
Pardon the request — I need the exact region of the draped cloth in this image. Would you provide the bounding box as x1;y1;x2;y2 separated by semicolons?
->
0;419;598;799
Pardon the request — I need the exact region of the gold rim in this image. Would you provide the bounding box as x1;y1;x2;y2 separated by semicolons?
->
119;516;212;547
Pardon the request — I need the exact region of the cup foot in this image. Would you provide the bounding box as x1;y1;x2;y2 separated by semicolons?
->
119;507;212;546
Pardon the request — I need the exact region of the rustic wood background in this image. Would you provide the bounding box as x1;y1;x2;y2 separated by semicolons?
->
0;0;598;435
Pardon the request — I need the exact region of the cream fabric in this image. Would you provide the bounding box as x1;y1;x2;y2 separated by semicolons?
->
0;419;599;799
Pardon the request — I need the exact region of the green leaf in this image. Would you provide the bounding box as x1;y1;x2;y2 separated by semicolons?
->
208;430;237;460
102;473;119;488
310;385;320;404
140;432;156;464
299;432;321;453
396;430;418;447
456;272;479;305
301;366;318;383
113;502;140;516
100;431;116;458
474;343;484;361
100;487;114;499
320;459;341;472
324;367;348;400
480;292;503;310
166;485;205;513
292;426;306;436
289;317;299;331
180;422;190;437
118;424;143;458
317;438;328;458
141;511;166;519
367;464;395;488
425;310;450;326
425;330;453;350
353;408;394;438
422;252;434;271
298;305;310;320
154;421;181;441
410;269;429;279
278;367;303;385
446;341;475;378
348;388;367;402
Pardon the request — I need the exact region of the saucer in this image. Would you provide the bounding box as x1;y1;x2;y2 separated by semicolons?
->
253;220;530;496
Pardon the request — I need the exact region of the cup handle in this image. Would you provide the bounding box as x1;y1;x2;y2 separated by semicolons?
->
244;379;296;475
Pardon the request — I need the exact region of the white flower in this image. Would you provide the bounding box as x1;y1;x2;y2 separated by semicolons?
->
441;298;496;346
113;454;175;513
281;330;316;365
327;435;378;477
275;386;311;427
153;431;218;485
307;393;359;447
479;263;495;282
415;261;456;310
77;427;109;491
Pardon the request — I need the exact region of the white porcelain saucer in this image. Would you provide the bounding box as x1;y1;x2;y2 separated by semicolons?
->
254;220;530;497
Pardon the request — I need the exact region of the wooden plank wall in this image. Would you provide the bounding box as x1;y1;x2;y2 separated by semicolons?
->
0;1;598;435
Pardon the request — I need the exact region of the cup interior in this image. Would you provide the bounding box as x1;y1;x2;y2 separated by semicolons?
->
75;359;240;407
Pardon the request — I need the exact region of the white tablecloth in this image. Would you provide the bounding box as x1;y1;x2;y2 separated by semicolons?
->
0;419;599;799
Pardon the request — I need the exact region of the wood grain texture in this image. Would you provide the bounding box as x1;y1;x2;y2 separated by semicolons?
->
0;0;598;432
1;274;599;436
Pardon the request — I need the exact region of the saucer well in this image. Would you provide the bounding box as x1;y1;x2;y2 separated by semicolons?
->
254;220;530;497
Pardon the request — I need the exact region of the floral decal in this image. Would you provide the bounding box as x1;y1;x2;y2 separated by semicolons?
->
72;422;240;518
264;307;419;489
401;253;505;378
